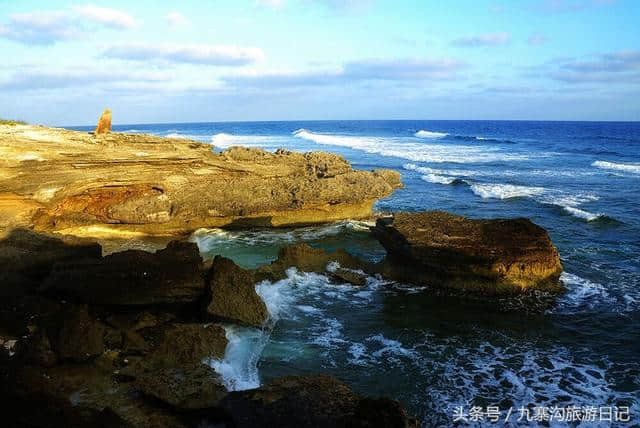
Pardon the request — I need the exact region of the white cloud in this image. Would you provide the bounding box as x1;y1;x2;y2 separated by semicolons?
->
103;43;265;66
166;11;191;28
0;5;138;45
452;32;511;47
74;5;138;29
221;57;466;88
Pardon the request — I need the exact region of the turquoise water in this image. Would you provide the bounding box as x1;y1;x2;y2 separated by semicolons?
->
74;120;640;426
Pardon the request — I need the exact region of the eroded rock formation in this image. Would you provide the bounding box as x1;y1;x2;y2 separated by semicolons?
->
373;211;564;295
95;108;112;134
0;125;402;237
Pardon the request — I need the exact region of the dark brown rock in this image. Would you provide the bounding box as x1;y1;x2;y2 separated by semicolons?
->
0;229;101;290
40;241;205;306
373;211;564;295
49;305;106;363
206;256;269;327
219;375;417;428
330;267;368;286
134;364;227;410
137;323;227;370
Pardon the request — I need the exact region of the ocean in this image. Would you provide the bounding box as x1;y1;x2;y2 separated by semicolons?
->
73;120;640;425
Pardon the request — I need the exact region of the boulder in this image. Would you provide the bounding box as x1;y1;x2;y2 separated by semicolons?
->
259;243;369;280
373;211;564;295
218;375;417;428
40;241;205;306
134;364;227;410
135;323;227;371
95;108;112;134
205;256;269;327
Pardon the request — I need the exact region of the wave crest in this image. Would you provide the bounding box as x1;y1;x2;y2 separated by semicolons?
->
592;160;640;175
415;130;448;139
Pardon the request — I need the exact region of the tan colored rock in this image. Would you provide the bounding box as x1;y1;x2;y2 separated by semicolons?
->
373;211;564;295
0;125;402;237
94;108;111;134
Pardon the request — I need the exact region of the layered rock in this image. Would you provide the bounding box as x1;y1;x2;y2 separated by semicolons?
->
373;211;564;295
0;125;402;237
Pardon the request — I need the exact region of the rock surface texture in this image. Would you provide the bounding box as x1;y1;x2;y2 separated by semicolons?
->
95;108;112;134
373;211;564;295
0;125;401;237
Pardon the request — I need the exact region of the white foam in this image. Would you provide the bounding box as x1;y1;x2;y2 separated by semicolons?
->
166;132;187;139
421;174;458;185
207;325;266;391
211;133;281;148
293;129;531;163
563;206;604;222
551;272;615;313
367;334;418;360
415;130;448;139
470;183;546;199
592;160;640;174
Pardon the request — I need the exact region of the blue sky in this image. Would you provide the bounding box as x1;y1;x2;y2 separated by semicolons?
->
0;0;639;125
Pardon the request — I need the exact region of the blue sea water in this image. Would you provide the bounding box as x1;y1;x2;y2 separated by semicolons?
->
74;120;640;425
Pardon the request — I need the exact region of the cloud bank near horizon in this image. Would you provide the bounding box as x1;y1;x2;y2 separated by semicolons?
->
0;0;638;124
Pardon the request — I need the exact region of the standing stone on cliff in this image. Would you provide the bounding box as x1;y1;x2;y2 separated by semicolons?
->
373;211;564;295
95;108;112;134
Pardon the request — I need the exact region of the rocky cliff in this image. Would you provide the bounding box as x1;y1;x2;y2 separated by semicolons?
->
0;125;401;238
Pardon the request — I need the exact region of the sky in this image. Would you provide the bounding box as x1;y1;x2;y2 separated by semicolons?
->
0;0;639;125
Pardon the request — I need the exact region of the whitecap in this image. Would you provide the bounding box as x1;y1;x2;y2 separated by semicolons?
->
562;206;604;222
293;129;531;163
592;160;640;175
414;130;448;139
470;183;546;199
421;174;459;185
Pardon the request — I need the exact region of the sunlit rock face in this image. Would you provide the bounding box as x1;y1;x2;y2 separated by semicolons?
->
373;211;564;295
0;125;402;237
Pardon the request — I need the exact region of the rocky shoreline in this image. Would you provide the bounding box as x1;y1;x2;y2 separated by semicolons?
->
0;125;566;427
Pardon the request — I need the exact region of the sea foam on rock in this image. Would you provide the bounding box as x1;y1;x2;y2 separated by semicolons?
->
373;211;564;295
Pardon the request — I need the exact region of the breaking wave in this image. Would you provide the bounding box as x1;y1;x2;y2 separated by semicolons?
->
414;130;448;139
293;129;530;163
592;160;640;175
470;183;546;199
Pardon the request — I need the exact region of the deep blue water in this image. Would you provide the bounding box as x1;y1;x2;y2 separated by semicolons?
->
74;120;640;426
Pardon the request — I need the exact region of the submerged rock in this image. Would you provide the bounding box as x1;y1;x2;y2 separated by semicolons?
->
0;125;402;236
373;211;564;295
40;241;205;306
218;374;417;428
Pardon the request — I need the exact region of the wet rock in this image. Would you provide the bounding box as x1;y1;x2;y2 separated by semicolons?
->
134;364;227;410
41;241;205;306
136;323;227;370
219;375;416;428
95;108;112;134
260;243;369;280
206;256;269;327
329;266;368;286
373;211;564;295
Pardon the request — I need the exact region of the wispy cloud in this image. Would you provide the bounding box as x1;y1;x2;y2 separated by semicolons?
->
103;43;265;66
221;57;466;88
527;33;549;45
166;12;191;28
0;68;171;91
73;5;138;29
548;50;640;82
452;32;511;47
0;4;138;45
